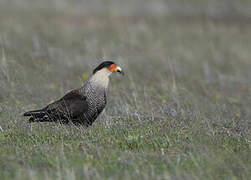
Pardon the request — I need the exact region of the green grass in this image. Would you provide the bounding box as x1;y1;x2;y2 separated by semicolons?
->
0;121;249;179
0;1;251;179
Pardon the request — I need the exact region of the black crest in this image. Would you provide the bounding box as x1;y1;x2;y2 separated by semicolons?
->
93;61;115;74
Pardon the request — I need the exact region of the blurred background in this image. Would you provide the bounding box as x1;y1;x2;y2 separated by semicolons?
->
1;0;251;101
1;0;251;18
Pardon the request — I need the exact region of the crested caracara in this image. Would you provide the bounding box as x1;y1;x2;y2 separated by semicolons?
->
23;61;124;126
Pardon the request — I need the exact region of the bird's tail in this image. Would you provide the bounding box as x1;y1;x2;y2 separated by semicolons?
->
23;109;50;122
23;109;44;116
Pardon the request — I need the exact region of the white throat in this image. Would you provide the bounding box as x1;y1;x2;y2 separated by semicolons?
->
89;68;111;89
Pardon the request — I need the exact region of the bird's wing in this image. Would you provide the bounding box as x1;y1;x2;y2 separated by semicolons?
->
45;90;88;119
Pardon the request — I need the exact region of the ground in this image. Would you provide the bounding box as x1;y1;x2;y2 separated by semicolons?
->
0;1;250;179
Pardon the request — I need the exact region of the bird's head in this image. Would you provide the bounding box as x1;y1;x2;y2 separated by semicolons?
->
93;61;124;75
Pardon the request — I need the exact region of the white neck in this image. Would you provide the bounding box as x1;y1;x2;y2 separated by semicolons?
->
88;68;111;89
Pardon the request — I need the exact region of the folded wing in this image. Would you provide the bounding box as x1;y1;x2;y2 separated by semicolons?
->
24;90;88;123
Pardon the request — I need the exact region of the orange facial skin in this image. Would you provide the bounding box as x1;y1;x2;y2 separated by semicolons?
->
108;64;118;72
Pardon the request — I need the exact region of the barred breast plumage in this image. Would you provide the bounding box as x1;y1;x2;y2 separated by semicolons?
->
79;81;107;125
23;61;124;126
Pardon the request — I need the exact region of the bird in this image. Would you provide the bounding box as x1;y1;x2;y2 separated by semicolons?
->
23;61;124;126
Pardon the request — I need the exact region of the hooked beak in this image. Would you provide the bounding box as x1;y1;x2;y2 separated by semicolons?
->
115;66;124;75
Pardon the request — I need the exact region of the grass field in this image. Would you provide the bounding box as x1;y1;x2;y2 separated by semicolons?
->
0;1;251;179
